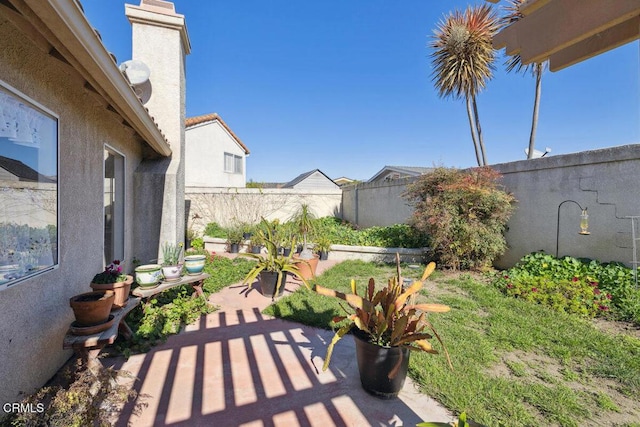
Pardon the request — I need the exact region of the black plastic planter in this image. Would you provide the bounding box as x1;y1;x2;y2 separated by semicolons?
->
353;330;410;399
258;271;287;298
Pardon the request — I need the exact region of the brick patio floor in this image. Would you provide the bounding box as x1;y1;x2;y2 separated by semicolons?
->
103;256;453;426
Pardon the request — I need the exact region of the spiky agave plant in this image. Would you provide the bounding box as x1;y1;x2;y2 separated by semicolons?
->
314;255;452;371
241;218;310;298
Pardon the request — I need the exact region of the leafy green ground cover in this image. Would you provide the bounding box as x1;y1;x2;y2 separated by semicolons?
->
493;252;640;325
265;260;640;427
204;217;429;248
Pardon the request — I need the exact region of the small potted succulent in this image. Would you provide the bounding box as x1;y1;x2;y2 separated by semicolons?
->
90;260;133;310
161;242;183;282
314;236;332;260
314;255;452;398
226;226;244;253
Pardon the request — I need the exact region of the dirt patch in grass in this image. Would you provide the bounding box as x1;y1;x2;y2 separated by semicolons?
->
590;317;640;341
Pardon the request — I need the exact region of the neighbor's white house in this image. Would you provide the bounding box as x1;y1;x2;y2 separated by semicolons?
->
185;113;250;188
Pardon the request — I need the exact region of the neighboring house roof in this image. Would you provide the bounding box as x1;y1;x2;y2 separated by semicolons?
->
185;113;250;154
333;176;355;186
283;169;339;189
5;0;172;156
0;156;56;183
368;166;433;182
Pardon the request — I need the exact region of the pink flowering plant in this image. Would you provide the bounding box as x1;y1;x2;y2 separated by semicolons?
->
92;260;128;284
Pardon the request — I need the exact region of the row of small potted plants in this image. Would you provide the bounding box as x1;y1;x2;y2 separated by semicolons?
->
68;244;207;334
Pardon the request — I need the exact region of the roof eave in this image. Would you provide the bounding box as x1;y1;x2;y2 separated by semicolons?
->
18;0;172;156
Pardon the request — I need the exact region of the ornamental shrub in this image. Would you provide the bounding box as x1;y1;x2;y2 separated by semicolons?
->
405;167;515;270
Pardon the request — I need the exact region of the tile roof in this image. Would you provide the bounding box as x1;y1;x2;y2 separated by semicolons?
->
185;113;250;154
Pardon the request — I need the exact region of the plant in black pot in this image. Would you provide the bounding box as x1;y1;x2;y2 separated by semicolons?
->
314;236;332;261
226;225;244;253
249;232;264;254
241;219;310;300
314;255;452;399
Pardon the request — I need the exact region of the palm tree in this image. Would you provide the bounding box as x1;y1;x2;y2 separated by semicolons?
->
430;4;499;166
502;0;547;160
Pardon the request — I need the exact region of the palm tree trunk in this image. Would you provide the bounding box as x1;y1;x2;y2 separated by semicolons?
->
466;96;483;166
472;96;487;166
527;64;542;159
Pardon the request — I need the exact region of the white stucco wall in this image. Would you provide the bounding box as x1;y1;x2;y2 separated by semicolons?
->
0;15;148;406
186;187;342;232
185;121;247;188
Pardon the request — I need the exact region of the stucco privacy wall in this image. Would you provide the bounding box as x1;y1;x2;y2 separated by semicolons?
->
341;144;640;269
492;144;640;269
186;187;342;233
341;177;417;228
0;15;146;405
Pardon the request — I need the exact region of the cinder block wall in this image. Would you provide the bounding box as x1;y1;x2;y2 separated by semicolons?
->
492;145;640;269
341;144;640;269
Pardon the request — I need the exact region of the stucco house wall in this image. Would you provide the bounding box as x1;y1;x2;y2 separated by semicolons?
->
0;0;186;408
185;115;248;188
0;12;147;404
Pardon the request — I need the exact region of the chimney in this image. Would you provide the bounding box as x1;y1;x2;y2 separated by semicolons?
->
126;0;191;262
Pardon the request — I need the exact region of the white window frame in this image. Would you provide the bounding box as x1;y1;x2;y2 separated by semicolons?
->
103;145;125;265
224;152;243;175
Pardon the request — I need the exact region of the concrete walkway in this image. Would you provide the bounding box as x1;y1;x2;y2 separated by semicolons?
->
104;257;454;426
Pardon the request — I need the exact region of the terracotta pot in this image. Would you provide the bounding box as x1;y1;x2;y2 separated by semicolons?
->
69;291;114;327
90;275;133;310
292;253;319;280
353;330;410;399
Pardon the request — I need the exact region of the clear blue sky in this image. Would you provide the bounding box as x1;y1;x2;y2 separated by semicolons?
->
83;0;640;183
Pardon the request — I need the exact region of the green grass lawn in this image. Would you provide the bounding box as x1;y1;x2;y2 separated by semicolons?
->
264;260;640;427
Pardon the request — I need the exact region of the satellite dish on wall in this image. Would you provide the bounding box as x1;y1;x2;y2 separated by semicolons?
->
524;147;552;159
119;60;152;104
119;60;150;85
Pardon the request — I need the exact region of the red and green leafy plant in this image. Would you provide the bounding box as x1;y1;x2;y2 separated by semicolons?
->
405;167;515;270
314;256;452;371
91;259;128;284
493;252;640;323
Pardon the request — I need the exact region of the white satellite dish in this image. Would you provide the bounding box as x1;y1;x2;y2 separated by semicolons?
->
524;147;552;159
119;60;151;86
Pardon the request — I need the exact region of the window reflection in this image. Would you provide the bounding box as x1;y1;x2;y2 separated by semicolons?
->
0;83;58;290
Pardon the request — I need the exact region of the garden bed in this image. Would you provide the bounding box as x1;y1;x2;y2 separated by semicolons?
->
203;236;429;263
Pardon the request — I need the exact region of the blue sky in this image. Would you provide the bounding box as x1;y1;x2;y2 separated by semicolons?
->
83;1;640;183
